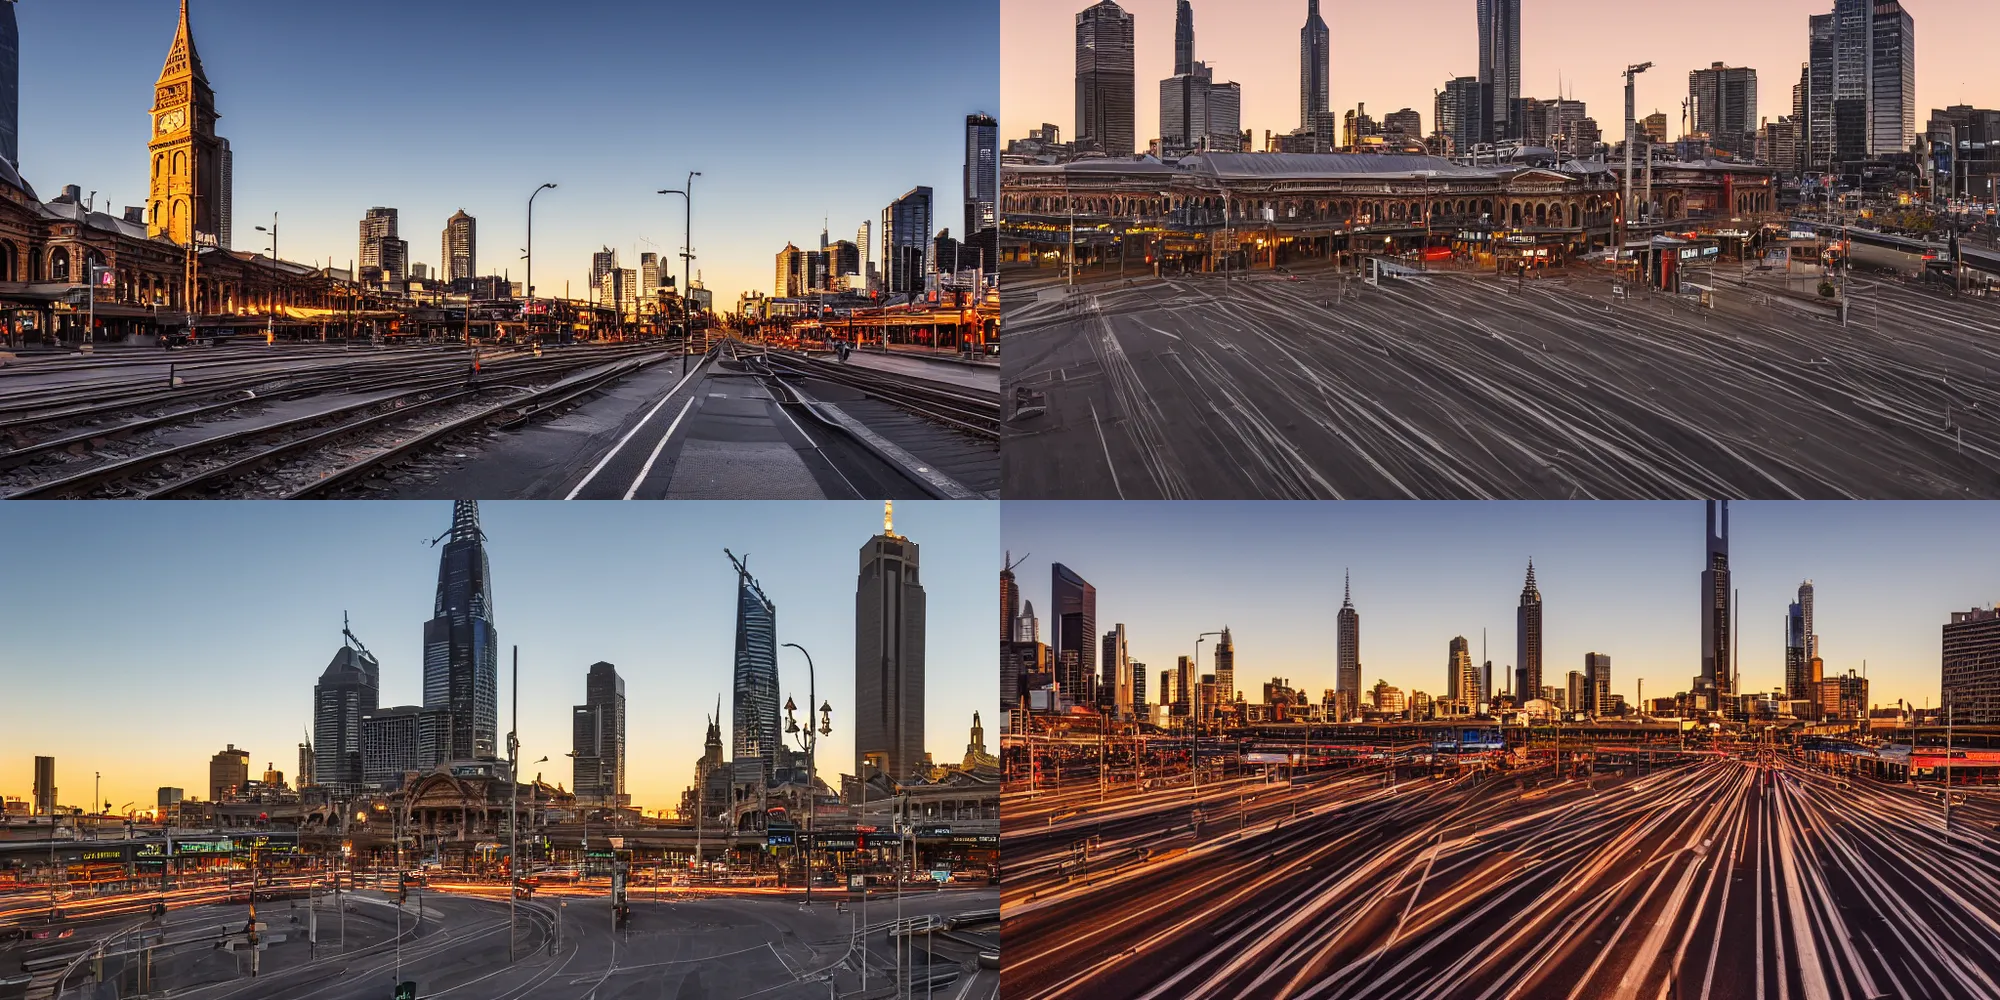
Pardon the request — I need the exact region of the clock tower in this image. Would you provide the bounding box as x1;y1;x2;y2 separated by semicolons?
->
147;0;222;247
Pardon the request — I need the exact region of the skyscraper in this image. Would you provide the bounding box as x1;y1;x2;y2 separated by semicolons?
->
1689;63;1759;158
1299;0;1329;131
1476;0;1521;144
729;551;780;779
422;501;499;762
572;661;627;807
1052;563;1097;703
1000;555;1020;646
360;705;451;786
1175;656;1193;718
1870;1;1915;156
1173;0;1194;76
443;210;476;283
1807;13;1837;170
0;0;16;167
1943;606;2000;725
1337;571;1359;716
1786;581;1819;702
1433;76;1481;159
1101;624;1132;716
964;113;998;271
1075;0;1135;157
1446;635;1472;705
1583;652;1610;717
31;756;53;816
1517;561;1543;703
312;629;380;790
1698;500;1732;707
358;208;408;286
882;187;932;296
856;503;927;782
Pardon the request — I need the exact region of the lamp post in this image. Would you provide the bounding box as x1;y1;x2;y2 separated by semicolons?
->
1193;631;1224;798
657;172;701;373
782;643;832;906
526;183;557;347
508;644;520;963
256;215;278;345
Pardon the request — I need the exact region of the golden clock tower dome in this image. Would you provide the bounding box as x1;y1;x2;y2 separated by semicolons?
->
147;0;223;246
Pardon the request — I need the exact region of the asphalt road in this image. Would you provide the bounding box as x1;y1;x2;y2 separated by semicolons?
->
1001;758;2000;1000
1001;267;2000;499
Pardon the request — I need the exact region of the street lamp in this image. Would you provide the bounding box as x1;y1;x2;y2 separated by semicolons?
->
255;214;279;345
658;173;701;368
526;183;557;346
782;642;832;906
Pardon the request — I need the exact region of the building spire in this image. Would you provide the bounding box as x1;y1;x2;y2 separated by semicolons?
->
1342;568;1352;608
883;500;898;538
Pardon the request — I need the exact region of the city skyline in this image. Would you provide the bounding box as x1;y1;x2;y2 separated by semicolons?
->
0;501;996;816
1002;502;1997;716
14;0;997;310
1001;0;2000;153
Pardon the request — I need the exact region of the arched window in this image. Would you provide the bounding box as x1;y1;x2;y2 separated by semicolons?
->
0;241;13;282
49;247;72;283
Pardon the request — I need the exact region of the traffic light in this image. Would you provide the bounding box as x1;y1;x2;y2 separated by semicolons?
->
394;982;417;1000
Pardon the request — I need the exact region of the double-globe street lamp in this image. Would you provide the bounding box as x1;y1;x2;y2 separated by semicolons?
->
781;642;832;906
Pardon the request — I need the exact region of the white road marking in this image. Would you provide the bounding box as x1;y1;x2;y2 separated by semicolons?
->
620;396;699;500
563;362;705;499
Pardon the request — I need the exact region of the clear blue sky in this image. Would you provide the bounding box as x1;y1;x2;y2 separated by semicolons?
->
15;0;997;310
1004;502;1998;714
0;501;997;816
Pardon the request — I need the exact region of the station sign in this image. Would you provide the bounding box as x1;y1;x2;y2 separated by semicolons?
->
813;833;866;852
78;848;126;864
173;840;233;855
913;825;953;839
766;831;796;847
951;834;999;848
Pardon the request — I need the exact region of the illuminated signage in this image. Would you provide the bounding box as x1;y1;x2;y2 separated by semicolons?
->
80;849;124;863
173;840;232;855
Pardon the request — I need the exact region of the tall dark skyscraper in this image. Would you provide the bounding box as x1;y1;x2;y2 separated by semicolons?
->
1517;561;1543;701
1785;581;1818;702
572;661;627;807
32;755;53;816
1075;0;1135;157
964;113;997;269
1583;652;1610;717
729;551;780;779
1689;63;1759;158
1698;500;1732;706
1052;563;1097;703
1174;0;1194;77
0;0;17;168
1337;571;1359;714
857;504;927;782
1447;635;1471;703
422;501;499;762
1807;13;1837;170
1437;76;1483;157
881;186;932;296
1000;554;1019;645
1477;0;1521;144
1299;0;1329;131
313;624;380;789
1869;1;1915;156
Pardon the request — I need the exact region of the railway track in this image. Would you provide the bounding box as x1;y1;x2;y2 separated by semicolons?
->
756;348;1000;439
1;344;678;499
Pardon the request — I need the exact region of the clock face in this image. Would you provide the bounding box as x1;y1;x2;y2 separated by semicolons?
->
157;110;187;134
